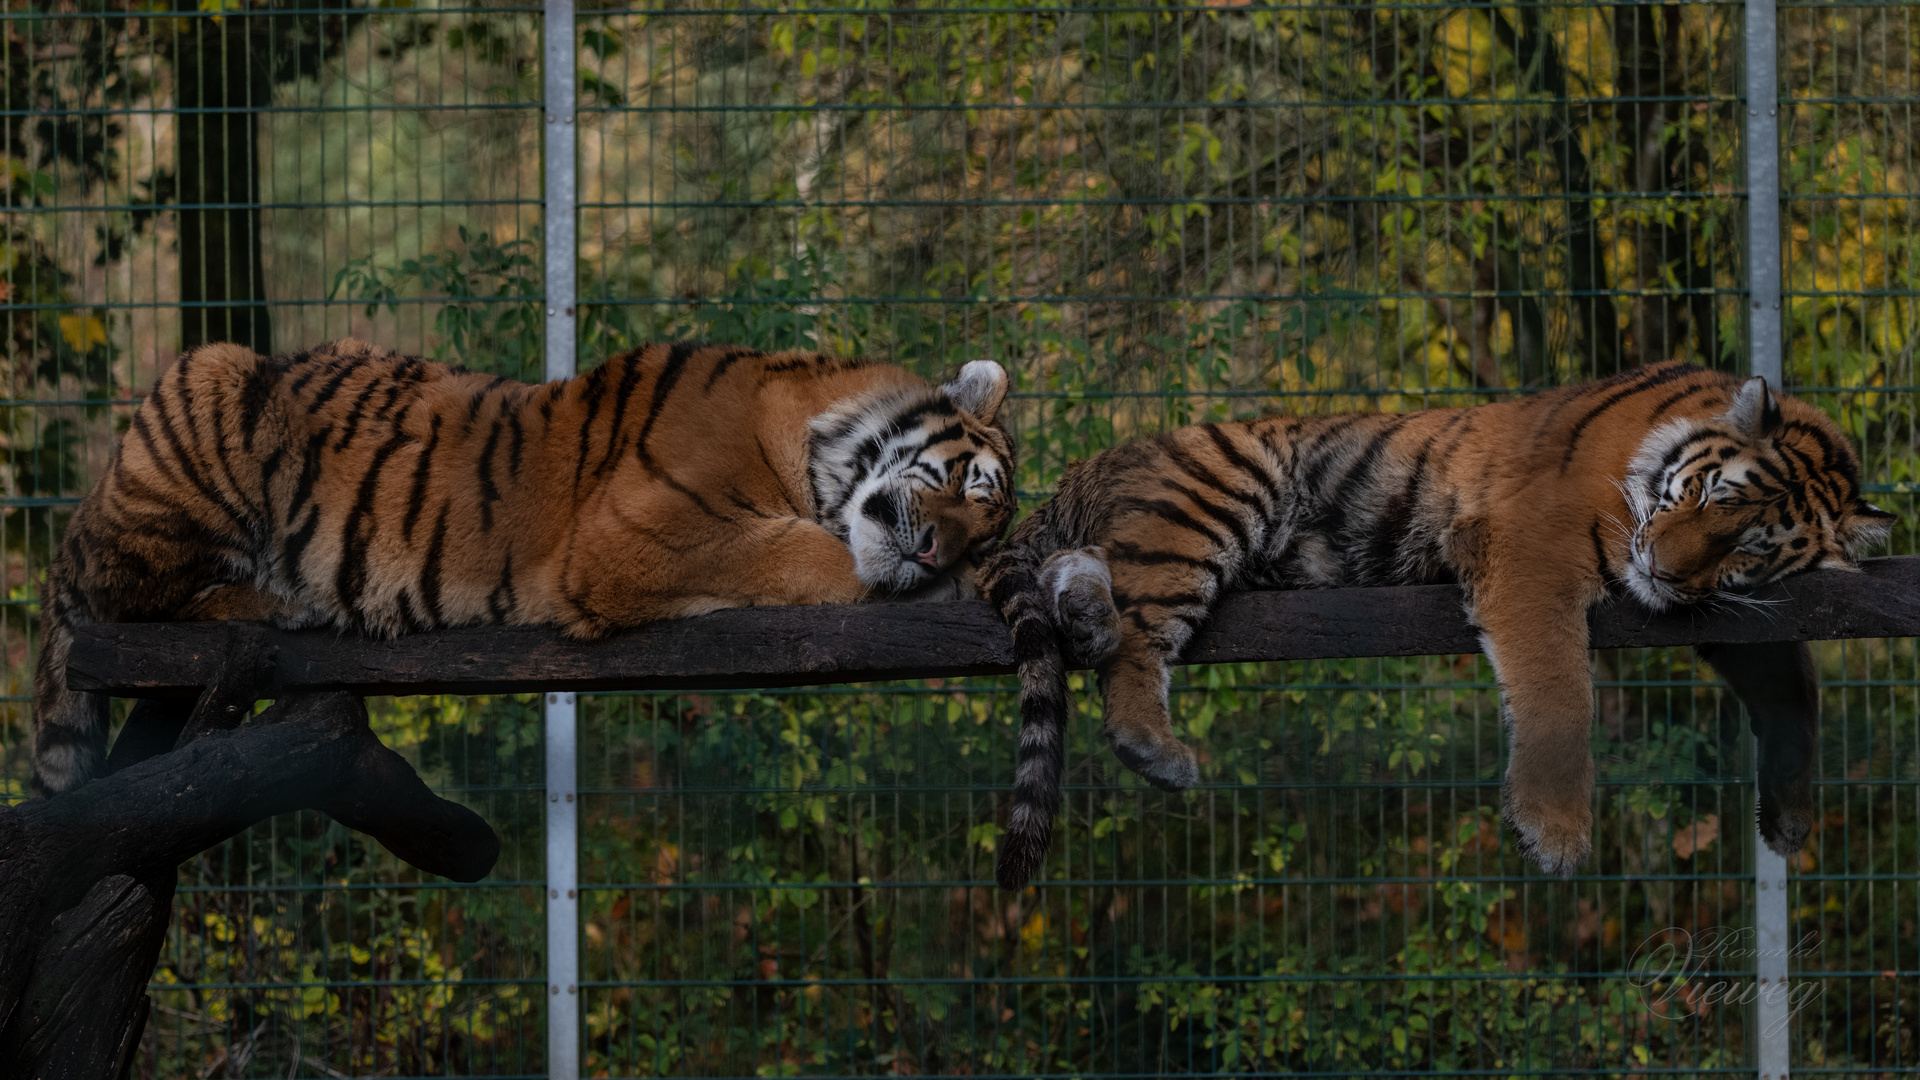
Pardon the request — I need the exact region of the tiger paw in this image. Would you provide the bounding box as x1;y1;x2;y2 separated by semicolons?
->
1501;792;1592;879
1756;775;1814;856
1103;726;1199;792
1042;547;1120;666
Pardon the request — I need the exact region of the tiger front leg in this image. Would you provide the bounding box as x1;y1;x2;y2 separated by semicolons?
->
557;516;872;637
902;544;1110;609
892;559;980;603
713;519;887;607
1474;588;1598;878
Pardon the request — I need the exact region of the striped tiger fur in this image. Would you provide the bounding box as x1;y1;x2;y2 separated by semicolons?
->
33;338;1015;796
985;364;1893;888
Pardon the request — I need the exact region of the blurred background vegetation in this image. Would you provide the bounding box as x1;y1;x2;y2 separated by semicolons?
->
0;0;1915;1075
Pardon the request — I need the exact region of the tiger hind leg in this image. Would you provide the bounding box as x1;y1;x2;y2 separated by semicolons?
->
1695;640;1818;855
176;582;321;626
1100;643;1200;792
1041;547;1120;667
1098;534;1213;787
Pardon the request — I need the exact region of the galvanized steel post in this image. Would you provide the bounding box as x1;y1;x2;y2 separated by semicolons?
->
543;0;579;1075
1745;0;1790;1073
1745;0;1782;390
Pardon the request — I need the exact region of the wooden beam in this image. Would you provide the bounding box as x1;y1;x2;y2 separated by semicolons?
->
66;556;1920;699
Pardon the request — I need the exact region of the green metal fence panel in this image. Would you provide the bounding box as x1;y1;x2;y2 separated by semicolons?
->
2;4;555;1074
1778;2;1920;1074
0;0;1913;1075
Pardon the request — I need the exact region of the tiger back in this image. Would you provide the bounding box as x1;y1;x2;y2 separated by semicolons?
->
33;338;1015;796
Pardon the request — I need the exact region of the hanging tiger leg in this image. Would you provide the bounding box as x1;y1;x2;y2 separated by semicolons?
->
1473;583;1598;878
1095;548;1222;792
1694;640;1819;855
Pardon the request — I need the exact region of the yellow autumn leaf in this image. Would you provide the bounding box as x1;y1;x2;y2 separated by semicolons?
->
194;0;242;25
57;313;106;351
1019;910;1047;953
651;841;680;884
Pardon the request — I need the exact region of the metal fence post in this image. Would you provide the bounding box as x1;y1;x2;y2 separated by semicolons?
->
544;690;579;1080
1745;0;1783;390
1756;837;1791;1078
543;0;579;1075
1745;0;1790;1074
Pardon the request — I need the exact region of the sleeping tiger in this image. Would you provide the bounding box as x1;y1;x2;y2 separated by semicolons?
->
33;338;1015;796
985;363;1892;888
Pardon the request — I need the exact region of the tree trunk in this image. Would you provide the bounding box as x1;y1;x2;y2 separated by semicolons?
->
0;692;500;1076
0;873;175;1080
1498;7;1620;377
174;8;272;353
1615;2;1713;368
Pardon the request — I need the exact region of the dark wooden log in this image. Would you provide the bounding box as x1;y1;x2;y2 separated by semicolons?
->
0;874;173;1080
173;621;279;746
102;699;195;776
8;700;203;1080
64;556;1920;699
0;692;500;1058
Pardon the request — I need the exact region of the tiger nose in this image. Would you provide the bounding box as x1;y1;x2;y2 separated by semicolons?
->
911;528;939;567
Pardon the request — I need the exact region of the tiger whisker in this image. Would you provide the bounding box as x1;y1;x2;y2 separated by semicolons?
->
1710;590;1789;614
1611;478;1653;531
1597;511;1636;550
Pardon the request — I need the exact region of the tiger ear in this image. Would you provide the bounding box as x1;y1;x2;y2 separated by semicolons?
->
1840;499;1897;556
944;360;1008;424
1725;376;1783;439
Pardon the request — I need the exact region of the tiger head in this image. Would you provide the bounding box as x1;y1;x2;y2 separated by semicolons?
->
810;360;1017;595
1621;376;1895;609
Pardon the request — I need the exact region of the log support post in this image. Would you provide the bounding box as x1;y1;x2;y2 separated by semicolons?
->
0;688;500;1078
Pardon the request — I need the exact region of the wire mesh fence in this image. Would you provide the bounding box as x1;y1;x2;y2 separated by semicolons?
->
0;0;1914;1075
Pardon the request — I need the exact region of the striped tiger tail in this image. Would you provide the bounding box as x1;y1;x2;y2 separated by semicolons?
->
987;550;1071;890
30;548;110;797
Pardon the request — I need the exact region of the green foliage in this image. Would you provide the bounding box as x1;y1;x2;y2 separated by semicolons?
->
0;227;115;577
561;640;1913;1076
142;694;548;1077
331;226;546;381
